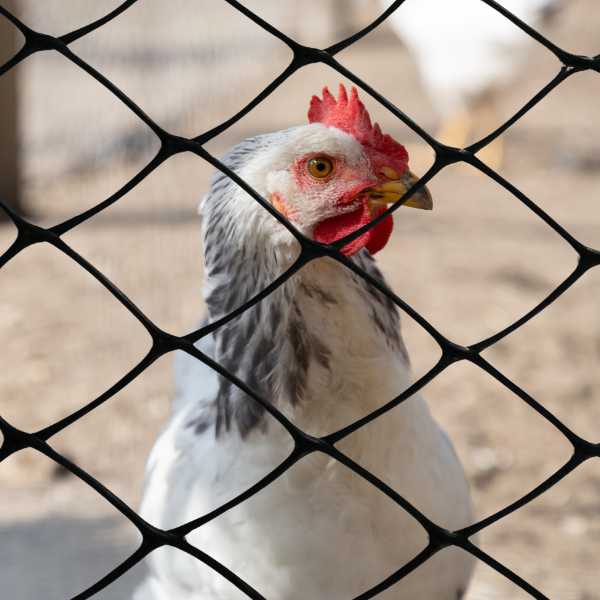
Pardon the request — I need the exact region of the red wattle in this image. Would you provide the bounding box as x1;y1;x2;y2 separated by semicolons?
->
313;201;393;256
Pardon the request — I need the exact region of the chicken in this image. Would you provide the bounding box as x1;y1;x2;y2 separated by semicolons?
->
384;0;562;165
134;85;474;599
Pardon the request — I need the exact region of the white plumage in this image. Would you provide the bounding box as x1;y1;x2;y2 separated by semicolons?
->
386;0;561;118
134;87;475;599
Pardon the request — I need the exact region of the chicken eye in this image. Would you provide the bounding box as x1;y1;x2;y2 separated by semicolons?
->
307;157;334;179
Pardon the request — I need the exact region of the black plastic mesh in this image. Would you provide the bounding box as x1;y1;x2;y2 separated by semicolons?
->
1;1;599;598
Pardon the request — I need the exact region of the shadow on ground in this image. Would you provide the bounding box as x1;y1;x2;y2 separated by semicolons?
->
0;515;143;599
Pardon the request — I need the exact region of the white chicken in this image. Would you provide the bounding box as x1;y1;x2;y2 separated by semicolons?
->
134;85;474;599
384;0;562;162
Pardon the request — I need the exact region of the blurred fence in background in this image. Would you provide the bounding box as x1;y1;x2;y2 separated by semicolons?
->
14;1;376;183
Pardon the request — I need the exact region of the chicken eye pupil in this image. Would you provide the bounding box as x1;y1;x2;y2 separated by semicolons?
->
308;157;333;178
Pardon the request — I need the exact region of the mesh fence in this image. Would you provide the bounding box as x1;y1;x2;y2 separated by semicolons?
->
1;1;599;598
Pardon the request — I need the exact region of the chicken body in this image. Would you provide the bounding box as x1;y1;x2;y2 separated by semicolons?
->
134;91;475;599
386;0;561;118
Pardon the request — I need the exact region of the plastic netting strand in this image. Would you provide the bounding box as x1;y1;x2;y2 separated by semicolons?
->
0;1;599;599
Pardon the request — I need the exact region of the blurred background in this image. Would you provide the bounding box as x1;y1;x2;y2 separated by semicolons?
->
0;0;598;598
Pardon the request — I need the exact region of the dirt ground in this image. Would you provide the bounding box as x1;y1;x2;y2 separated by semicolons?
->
1;1;599;599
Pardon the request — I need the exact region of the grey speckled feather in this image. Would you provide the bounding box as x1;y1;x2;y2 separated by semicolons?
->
195;133;408;438
136;98;475;600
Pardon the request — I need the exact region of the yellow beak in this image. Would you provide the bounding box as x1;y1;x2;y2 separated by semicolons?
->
367;170;432;211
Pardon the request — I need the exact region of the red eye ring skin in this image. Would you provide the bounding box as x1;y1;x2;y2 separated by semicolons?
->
291;153;342;189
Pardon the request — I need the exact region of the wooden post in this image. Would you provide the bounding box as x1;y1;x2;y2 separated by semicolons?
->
0;2;21;218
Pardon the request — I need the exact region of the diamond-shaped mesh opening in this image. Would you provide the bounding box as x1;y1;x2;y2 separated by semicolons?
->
483;267;600;442
0;244;151;432
52;351;294;520
481;459;600;599
50;354;173;511
422;361;573;519
1;1;599;598
0;447;142;600
71;0;293;139
383;161;577;345
62;153;211;336
19;52;160;219
338;399;475;533
494;70;600;249
501;71;600;173
186;451;429;599
226;259;433;438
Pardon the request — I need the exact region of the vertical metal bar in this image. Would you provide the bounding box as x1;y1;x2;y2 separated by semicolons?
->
0;0;21;218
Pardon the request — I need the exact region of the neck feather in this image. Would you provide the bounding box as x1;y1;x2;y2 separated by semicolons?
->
203;229;408;437
199;140;409;438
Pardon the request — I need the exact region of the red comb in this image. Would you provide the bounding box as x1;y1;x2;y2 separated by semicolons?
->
308;84;408;165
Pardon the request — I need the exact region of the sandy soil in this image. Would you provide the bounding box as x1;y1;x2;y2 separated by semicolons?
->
1;1;599;598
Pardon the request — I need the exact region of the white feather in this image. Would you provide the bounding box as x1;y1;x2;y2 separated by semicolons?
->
135;264;474;598
134;123;476;599
385;0;561;115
